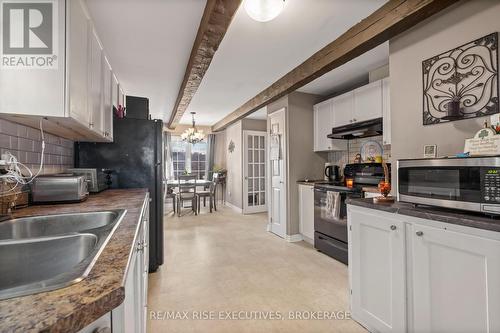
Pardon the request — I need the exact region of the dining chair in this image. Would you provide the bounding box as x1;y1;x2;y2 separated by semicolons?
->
177;174;198;216
164;181;177;214
197;180;217;213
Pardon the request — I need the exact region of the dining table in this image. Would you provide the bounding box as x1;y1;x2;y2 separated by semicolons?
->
165;179;225;204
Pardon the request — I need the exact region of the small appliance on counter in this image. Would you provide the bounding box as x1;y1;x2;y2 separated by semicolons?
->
324;163;340;181
314;162;390;264
66;168;112;193
31;174;88;204
398;156;500;215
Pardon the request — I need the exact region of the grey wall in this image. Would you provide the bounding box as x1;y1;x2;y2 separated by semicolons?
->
287;92;327;235
242;119;267;131
267;92;328;236
225;121;243;209
213;131;227;170
390;0;500;185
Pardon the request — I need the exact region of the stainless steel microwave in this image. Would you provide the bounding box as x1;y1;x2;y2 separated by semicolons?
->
397;156;500;215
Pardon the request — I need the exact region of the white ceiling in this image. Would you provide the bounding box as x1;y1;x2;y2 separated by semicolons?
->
298;42;389;96
85;0;389;126
184;0;388;125
85;0;206;121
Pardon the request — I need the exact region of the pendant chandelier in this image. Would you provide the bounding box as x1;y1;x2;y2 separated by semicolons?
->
181;112;205;144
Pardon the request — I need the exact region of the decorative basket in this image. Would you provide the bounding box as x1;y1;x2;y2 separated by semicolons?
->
0;182;19;216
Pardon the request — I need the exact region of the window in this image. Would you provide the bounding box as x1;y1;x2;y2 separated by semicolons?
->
171;136;207;179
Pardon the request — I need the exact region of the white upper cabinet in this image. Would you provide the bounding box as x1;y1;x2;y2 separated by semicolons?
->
332;91;354;128
0;0;119;142
382;78;391;145
112;74;119;108
102;57;113;140
313;78;389;152
88;27;104;135
313;100;347;152
68;0;90;126
353;80;383;123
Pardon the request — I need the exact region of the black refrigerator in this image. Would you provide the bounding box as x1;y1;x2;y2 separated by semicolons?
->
75;117;164;272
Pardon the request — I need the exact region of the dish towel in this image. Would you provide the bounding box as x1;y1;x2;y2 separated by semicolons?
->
325;191;341;220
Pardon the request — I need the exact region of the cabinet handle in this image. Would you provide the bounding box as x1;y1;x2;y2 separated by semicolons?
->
390;225;396;230
353;118;357;122
416;231;424;237
89;123;94;128
136;241;144;251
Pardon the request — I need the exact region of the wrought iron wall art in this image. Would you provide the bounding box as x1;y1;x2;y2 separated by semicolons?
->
422;32;498;125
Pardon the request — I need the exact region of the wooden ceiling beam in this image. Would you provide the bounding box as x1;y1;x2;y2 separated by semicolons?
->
167;0;242;129
211;0;460;132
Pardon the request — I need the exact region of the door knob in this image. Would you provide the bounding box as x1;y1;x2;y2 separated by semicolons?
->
416;231;423;236
390;225;396;230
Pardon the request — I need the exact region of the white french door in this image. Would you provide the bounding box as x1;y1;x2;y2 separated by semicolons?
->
268;109;287;238
243;130;267;214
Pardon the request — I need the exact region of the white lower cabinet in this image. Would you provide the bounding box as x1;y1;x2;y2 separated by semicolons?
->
411;223;500;333
298;184;314;242
77;313;111;333
348;208;406;333
348;205;500;333
112;199;150;333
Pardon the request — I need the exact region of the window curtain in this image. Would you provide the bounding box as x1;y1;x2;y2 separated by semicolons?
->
205;134;216;180
165;132;175;180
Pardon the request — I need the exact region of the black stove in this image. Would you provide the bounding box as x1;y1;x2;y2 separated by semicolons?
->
314;163;390;264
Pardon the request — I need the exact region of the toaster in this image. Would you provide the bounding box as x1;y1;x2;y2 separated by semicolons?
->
31;174;89;203
66;168;110;193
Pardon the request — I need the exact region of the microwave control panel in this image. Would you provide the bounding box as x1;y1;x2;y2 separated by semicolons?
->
482;168;500;203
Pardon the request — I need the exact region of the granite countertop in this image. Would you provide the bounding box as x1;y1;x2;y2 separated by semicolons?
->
296;180;324;185
0;189;149;333
347;198;500;233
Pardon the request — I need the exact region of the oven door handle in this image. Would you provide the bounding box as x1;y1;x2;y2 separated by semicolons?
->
317;235;346;251
314;188;328;193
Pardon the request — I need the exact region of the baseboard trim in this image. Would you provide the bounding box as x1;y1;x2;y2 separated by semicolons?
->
301;234;314;245
285;234;303;242
224;201;243;213
266;224;272;232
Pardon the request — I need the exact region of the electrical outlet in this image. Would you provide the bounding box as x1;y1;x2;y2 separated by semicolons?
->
491;114;500;126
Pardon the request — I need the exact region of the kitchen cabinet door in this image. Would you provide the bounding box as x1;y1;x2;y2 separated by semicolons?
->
313;100;347;152
88;28;104;135
411;223;500;333
102;56;113;141
314;100;334;151
332;91;354;127
382;78;391;145
353;80;382;123
112;74;119;108
349;207;406;333
299;185;314;242
68;0;90;126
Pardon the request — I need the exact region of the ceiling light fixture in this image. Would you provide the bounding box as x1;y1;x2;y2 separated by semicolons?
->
181;112;205;144
244;0;285;22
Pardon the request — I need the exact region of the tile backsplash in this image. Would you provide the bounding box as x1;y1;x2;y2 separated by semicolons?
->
0;119;73;174
328;135;391;174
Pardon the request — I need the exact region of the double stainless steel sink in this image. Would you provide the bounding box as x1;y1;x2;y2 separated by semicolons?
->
0;209;126;300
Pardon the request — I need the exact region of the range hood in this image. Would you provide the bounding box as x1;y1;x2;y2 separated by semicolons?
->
327;117;383;140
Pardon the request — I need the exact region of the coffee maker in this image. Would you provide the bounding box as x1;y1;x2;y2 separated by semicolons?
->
324;163;340;182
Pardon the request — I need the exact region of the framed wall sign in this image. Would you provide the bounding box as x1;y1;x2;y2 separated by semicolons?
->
422;32;499;125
